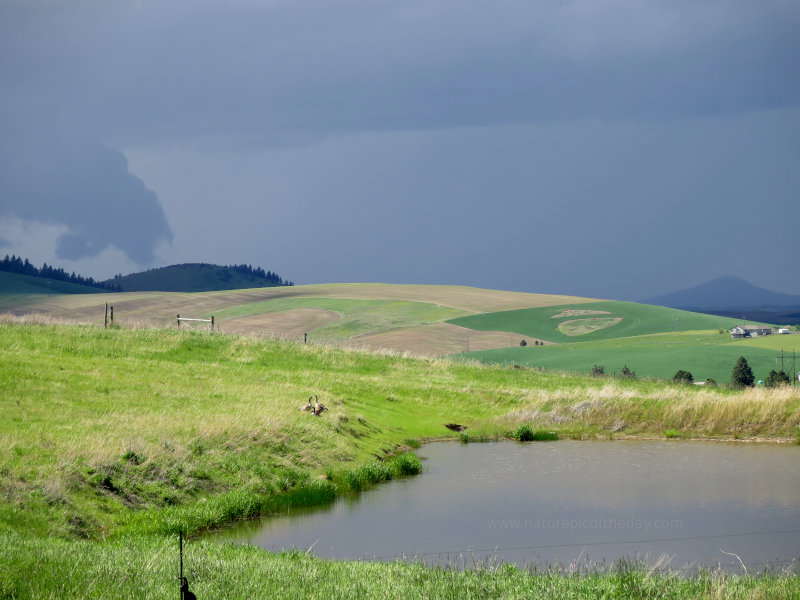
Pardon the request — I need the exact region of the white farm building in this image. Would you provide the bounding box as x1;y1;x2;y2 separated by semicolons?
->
730;325;773;338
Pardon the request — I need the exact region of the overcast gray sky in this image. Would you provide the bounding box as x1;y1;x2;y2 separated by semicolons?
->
1;0;798;300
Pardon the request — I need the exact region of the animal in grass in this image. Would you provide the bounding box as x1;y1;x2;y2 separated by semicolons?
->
312;397;328;416
300;395;315;411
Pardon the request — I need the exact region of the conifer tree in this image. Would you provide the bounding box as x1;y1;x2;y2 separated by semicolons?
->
731;356;755;388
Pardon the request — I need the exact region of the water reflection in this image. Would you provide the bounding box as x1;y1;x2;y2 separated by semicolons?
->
211;440;800;571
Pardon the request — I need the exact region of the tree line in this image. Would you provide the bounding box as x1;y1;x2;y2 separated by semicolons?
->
110;262;294;287
226;263;294;286
1;255;121;291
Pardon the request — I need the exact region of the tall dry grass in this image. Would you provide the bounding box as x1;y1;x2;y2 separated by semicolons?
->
499;380;800;439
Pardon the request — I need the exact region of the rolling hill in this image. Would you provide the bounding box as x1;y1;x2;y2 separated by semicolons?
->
1;281;795;383
0;283;591;352
103;263;291;292
446;300;749;344
447;300;789;382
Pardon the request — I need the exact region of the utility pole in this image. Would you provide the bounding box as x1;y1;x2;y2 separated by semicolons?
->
776;349;785;372
778;349;800;387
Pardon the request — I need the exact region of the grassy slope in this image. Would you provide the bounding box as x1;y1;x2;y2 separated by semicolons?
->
450;301;787;380
732;333;800;351
462;330;787;382
0;322;523;539
1;322;799;597
447;301;769;343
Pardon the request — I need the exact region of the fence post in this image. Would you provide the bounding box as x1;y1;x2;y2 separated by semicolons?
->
104;303;108;328
177;314;180;328
211;316;215;331
110;306;113;325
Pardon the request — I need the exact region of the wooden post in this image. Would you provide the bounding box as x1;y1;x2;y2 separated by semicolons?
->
177;314;180;328
211;316;215;331
304;332;307;344
104;303;108;328
110;306;113;325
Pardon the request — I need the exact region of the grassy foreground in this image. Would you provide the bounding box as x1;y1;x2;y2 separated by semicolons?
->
2;320;799;598
4;531;799;600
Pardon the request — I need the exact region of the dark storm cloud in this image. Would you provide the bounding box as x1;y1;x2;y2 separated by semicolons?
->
4;1;799;147
1;0;798;294
0;116;172;264
0;1;175;265
117;1;800;139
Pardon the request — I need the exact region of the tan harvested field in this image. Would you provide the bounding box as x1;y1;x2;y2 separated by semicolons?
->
0;283;591;326
551;309;611;318
274;284;592;312
340;323;543;356
0;283;593;355
558;317;622;336
219;308;340;339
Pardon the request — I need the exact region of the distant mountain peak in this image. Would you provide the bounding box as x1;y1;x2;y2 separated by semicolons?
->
642;277;800;310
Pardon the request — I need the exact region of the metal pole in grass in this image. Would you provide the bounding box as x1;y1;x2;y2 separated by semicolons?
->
179;531;197;600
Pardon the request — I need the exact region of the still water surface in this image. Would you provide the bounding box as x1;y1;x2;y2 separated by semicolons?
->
211;440;800;571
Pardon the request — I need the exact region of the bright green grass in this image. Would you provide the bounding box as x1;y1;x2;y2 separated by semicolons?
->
2;323;799;599
461;330;786;382
0;322;530;539
448;301;771;344
731;333;800;351
5;321;789;541
209;297;469;340
4;532;798;600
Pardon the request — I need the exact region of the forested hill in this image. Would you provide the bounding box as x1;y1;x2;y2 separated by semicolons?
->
103;263;294;292
0;255;120;292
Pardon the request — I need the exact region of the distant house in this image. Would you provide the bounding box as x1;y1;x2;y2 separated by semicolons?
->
730;325;773;338
778;328;791;334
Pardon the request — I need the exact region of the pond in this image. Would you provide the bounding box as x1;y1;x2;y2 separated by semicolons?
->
210;440;800;572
